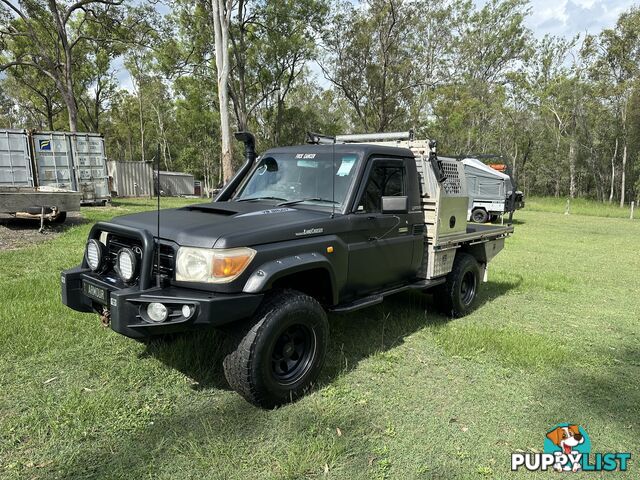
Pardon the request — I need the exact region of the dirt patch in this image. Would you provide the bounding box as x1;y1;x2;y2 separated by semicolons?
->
0;213;87;251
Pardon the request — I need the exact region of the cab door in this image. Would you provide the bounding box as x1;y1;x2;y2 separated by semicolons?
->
346;157;417;295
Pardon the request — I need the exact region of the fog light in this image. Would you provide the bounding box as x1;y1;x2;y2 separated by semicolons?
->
181;305;193;318
147;302;168;322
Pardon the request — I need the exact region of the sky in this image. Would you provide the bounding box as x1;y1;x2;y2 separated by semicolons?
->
113;0;637;90
522;0;635;38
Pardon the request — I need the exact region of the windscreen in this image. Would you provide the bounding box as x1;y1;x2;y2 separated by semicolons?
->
234;152;360;208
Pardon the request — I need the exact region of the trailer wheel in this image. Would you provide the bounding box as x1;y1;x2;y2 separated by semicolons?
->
434;253;480;318
223;289;329;408
471;208;489;223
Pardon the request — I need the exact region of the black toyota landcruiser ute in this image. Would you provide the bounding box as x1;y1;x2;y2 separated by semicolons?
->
62;131;513;407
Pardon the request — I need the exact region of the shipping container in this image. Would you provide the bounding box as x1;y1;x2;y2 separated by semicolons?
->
108;160;153;197
32;131;77;191
71;133;110;204
0;129;33;187
1;129;80;220
156;171;194;196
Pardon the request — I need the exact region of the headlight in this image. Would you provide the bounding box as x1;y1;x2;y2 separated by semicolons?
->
85;239;104;272
176;247;256;283
116;248;137;282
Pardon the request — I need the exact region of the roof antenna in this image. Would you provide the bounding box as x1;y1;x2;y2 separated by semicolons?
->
156;142;161;288
331;136;336;218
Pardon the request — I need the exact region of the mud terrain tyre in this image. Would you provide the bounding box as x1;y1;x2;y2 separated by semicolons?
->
223;289;329;408
434;253;480;318
471;208;489;223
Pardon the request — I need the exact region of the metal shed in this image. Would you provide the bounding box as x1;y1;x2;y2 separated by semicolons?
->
108;161;153;197
156;171;194;196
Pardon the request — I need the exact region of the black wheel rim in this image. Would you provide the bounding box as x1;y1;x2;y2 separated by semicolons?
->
271;324;316;385
460;270;477;306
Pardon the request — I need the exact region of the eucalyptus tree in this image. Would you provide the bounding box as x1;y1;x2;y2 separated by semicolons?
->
0;0;133;132
321;0;425;132
0;64;64;129
584;8;640;206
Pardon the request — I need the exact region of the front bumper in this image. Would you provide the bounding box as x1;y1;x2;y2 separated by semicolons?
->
61;266;264;339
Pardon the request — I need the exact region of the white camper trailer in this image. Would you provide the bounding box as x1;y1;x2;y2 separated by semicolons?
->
461;158;524;223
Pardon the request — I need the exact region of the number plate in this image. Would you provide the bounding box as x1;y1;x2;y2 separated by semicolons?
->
83;280;108;304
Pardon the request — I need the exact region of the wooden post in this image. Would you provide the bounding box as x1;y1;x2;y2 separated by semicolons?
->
565;199;570;215
631;201;635;220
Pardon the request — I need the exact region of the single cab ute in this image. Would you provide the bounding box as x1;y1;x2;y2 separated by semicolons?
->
62;131;514;407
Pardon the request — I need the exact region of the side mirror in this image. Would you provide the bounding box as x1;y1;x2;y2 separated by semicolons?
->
381;196;409;214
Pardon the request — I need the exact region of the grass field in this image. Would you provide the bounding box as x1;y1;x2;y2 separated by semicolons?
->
526;195;637;219
1;198;639;479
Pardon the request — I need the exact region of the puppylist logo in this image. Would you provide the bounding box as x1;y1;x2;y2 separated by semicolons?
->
511;424;631;473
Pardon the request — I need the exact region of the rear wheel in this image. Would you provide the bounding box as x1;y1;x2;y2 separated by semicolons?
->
471;208;489;223
223;289;329;408
434;253;480;318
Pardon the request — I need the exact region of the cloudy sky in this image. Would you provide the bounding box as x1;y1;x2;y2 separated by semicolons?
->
516;0;634;38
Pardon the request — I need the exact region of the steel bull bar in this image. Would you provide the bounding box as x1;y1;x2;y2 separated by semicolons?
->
61;222;263;339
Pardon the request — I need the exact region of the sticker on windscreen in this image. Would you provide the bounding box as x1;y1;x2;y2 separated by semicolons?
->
337;155;357;176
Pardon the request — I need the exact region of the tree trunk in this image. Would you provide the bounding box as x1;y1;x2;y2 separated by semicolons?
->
568;136;577;199
212;0;234;183
62;85;79;132
609;137;618;203
45;99;55;130
137;89;145;163
619;140;627;208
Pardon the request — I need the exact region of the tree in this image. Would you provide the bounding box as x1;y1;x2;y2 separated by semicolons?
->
0;0;130;132
1;65;64;129
585;8;640;206
321;0;425;132
226;0;327;143
209;0;234;183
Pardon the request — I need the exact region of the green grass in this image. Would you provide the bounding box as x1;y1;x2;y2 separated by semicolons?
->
526;195;638;219
1;198;639;479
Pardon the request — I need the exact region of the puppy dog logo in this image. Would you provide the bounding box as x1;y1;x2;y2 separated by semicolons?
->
511;423;631;473
39;139;52;151
544;424;589;472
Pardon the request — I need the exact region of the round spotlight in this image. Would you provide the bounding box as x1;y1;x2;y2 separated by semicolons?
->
86;239;103;272
116;248;137;282
147;303;168;322
181;305;193;318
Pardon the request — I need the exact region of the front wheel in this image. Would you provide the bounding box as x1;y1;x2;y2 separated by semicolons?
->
223;289;329;408
434;253;480;318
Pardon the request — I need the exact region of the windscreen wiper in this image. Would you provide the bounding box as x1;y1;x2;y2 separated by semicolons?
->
235;196;287;202
276;198;339;207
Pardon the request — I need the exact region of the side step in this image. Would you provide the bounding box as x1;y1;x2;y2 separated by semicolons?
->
330;295;383;313
329;278;445;314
